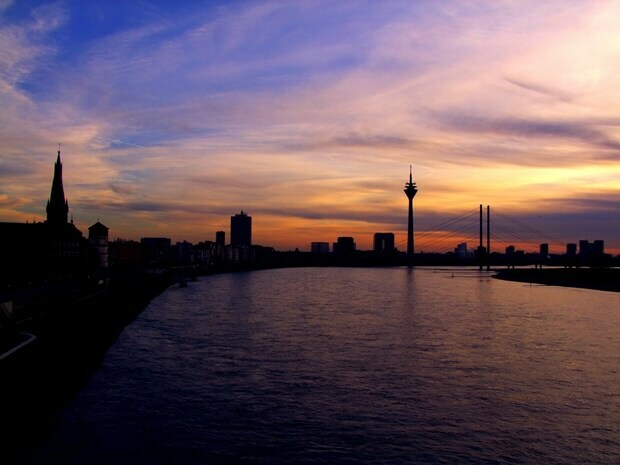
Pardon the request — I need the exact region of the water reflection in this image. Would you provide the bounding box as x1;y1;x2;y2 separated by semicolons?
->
35;267;620;465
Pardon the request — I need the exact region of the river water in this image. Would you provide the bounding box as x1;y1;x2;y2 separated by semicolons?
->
33;267;620;464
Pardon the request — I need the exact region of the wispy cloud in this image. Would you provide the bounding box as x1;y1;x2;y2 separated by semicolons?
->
504;77;577;104
439;114;620;156
0;2;65;84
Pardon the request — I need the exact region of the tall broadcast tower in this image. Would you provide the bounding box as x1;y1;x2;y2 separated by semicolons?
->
404;165;418;262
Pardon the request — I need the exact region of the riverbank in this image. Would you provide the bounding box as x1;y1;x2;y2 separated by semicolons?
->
0;273;171;464
493;268;620;293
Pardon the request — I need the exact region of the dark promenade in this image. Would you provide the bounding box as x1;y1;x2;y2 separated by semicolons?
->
0;273;171;464
494;267;620;293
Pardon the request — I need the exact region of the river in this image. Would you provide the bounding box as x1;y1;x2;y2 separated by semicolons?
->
32;267;620;464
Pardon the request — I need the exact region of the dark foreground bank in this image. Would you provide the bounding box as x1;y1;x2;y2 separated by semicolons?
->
0;273;171;465
494;268;620;293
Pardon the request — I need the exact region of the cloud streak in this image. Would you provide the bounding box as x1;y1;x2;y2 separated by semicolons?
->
439;114;620;155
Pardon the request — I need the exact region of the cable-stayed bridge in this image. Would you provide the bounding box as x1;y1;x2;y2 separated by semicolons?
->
395;205;566;256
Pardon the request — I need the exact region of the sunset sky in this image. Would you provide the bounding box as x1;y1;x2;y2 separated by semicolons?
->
1;0;619;253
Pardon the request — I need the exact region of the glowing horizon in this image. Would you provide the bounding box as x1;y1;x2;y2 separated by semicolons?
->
1;1;619;254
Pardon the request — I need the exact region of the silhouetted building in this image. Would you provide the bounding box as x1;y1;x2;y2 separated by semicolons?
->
173;240;193;265
44;149;87;279
579;240;590;257
108;239;141;270
0;149;91;287
373;233;395;253
214;231;226;263
454;242;469;259
231;211;252;247
579;239;605;258
141;237;172;267
333;237;356;255
88;221;109;270
46;149;69;226
540;243;549;257
311;242;330;254
216;231;226;247
192;241;215;265
566;243;577;257
47;223;87;281
227;244;253;263
593;240;605;256
505;245;525;266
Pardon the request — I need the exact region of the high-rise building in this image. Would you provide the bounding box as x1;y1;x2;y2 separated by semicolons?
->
579;240;590;257
333;237;356;255
373;233;395;253
579;239;605;258
566;243;577;256
592;240;605;256
540;243;549;257
231;211;252;247
215;231;226;247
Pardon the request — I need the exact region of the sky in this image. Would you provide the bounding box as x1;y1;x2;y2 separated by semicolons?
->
1;0;619;254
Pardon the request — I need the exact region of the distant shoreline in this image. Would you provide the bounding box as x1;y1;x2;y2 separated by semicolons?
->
493;268;620;293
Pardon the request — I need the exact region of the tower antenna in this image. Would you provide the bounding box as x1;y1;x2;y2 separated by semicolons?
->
404;166;419;265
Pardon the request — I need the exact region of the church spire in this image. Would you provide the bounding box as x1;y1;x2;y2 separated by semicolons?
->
46;146;69;225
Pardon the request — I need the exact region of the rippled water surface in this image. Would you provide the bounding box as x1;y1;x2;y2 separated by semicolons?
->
35;268;620;464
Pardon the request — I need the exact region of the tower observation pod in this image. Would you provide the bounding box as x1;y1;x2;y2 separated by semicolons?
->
404;165;418;264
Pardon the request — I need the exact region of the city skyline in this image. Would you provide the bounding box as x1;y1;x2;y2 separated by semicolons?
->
12;147;610;258
1;1;619;253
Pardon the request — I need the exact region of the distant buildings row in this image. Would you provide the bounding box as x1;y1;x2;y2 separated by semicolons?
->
111;210;265;270
96;228;615;270
309;235;608;259
1;150;616;296
0;151;271;294
311;233;396;255
453;240;605;259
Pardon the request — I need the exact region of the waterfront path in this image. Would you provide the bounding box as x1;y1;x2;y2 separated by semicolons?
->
0;274;171;465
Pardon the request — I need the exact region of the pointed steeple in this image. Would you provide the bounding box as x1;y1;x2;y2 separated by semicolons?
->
46;146;69;225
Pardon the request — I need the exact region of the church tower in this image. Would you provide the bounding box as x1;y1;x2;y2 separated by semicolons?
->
46;147;69;225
